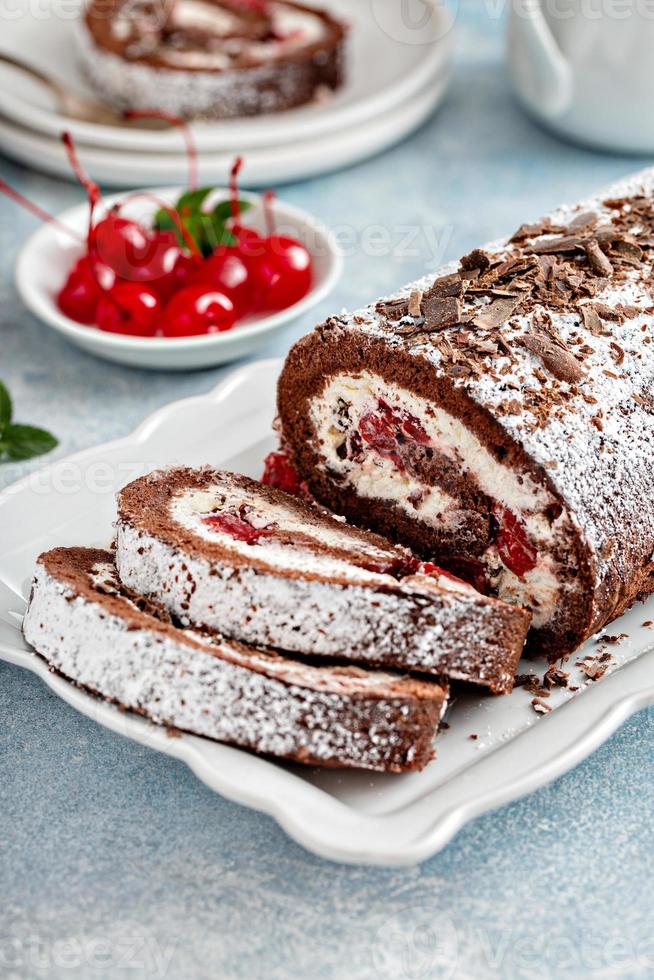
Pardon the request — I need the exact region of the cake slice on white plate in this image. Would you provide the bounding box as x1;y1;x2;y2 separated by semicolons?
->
78;0;346;119
114;467;530;694
23;547;448;772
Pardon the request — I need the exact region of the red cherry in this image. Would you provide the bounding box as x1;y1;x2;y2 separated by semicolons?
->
377;400;430;445
90;214;155;278
492;504;538;579
232;226;266;261
202;511;273;544
261;450;307;497
187;245;253;316
359;411;398;458
135;229;185;287
401;414;430;444
96;282;161;336
155;251;199;303
161;285;236;337
252;235;312;311
57;256;104;324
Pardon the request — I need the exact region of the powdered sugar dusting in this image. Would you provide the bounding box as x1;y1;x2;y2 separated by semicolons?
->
320;168;654;631
23;553;446;772
115;497;529;692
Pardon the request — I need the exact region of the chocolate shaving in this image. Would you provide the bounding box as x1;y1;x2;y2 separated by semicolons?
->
568;211;598;231
580;660;608;681
616;303;642;320
609;341;625;366
375;297;409;321
531;234;588;255
407;290;423;318
470;296;521;330
611;236;643;264
518;321;586;383
591;302;621;322
543;667;569;689
601;633;628;644
509;218;566;243
426;272;464;298
460;248;491;273
579;304;608;337
584;240;613;277
421;294;462;332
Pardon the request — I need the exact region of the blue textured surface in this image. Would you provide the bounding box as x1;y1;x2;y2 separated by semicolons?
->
1;4;653;977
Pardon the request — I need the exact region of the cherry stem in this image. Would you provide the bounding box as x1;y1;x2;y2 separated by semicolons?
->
0;180;83;243
124;109;198;192
61;131;101;243
263;189;276;237
229;156;244;225
118;190;201;257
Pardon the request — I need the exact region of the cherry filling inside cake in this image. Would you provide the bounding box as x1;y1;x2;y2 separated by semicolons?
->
168;477;470;591
307;372;577;629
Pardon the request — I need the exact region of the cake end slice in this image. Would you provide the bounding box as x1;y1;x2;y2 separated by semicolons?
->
23;547;448;773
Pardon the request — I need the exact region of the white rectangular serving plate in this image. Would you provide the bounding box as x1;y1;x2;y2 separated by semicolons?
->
1;358;653;866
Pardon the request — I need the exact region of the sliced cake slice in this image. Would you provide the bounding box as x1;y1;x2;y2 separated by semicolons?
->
23;548;448;773
114;467;531;693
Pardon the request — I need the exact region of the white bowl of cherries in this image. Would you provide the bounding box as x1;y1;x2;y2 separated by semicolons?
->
13;160;342;371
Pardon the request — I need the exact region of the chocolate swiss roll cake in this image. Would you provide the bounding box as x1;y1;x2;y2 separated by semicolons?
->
277;169;654;659
114;467;530;693
78;0;345;119
23;548;448;772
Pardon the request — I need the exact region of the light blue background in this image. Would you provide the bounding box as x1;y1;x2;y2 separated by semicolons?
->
1;4;653;977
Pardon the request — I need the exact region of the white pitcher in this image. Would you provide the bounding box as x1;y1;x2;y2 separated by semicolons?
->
507;0;654;152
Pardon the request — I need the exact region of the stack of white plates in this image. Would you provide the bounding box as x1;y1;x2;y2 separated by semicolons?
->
0;0;451;187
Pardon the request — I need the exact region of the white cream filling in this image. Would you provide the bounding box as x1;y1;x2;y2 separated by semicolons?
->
169;483;465;592
342;452;455;526
143;1;326;68
312;373;551;514
271;4;327;43
310;372;567;622
170;0;241;35
484;547;561;628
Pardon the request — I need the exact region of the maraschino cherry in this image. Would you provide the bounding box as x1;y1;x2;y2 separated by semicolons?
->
96;282;162;336
162;286;236;337
492;504;538;579
1;125;316;341
57;256;105;324
261;449;308;497
187;245;253;316
251;190;312;310
91;213;153;279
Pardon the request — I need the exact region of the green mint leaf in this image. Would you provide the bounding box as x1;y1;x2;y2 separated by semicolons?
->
152;192;251;255
153;207;175;232
211;226;238;248
0;380;12;432
1;424;58;462
175;187;214;215
211;199;251;223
